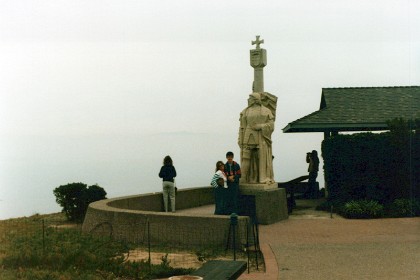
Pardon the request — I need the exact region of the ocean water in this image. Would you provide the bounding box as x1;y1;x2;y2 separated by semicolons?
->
0;131;323;220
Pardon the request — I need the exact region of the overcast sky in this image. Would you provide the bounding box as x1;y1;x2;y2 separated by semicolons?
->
1;0;419;218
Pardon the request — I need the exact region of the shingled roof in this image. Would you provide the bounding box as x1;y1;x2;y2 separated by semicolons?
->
283;86;420;133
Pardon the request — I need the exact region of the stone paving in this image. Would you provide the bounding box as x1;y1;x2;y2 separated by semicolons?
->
180;199;420;280
241;199;420;280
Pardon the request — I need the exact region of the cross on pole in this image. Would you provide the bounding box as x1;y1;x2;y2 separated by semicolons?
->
252;35;264;49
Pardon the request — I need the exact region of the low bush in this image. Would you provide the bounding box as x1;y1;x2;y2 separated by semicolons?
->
387;198;420;217
317;198;420;219
53;183;107;222
340;200;384;219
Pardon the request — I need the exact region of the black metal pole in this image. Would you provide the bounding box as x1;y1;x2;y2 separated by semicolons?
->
42;219;45;256
246;220;250;273
233;224;236;260
253;222;259;270
147;218;151;273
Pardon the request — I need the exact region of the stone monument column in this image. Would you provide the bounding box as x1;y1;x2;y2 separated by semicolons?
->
239;35;277;189
237;36;288;224
250;35;267;93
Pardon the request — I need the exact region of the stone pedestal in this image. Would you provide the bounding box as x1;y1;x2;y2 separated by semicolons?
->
240;182;277;191
239;183;288;224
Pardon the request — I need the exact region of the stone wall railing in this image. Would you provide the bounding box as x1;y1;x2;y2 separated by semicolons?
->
82;186;251;247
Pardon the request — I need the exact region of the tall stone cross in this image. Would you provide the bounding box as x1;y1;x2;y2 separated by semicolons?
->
252;35;264;49
250;35;267;92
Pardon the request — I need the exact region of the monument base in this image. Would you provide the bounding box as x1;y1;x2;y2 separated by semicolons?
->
239;183;288;225
240;182;278;191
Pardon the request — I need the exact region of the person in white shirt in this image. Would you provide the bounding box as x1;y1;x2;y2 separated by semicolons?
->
210;161;228;214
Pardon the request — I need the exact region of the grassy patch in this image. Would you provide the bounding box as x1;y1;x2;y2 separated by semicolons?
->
0;213;263;279
0;213;193;279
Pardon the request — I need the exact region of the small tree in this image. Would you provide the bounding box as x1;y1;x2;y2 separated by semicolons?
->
53;182;107;221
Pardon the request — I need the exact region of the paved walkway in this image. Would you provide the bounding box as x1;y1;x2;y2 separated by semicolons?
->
241;199;420;280
179;199;420;280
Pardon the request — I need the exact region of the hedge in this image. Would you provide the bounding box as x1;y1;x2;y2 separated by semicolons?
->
322;118;419;204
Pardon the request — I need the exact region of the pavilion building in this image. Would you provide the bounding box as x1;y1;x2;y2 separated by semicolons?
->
283;86;419;137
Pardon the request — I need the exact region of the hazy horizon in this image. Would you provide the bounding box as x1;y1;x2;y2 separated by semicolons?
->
0;130;325;219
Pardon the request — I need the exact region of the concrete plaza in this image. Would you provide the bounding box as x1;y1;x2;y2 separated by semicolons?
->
179;199;420;280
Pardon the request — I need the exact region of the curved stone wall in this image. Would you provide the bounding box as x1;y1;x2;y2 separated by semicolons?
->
82;186;250;247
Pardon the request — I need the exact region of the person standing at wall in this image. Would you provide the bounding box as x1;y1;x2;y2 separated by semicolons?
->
159;155;177;212
211;161;228;215
306;150;320;198
225;151;241;214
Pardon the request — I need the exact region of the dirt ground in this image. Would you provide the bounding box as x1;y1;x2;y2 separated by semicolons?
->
125;249;263;272
125;250;203;269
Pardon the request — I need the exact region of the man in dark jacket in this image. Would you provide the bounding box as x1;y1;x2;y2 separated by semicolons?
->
225;151;241;214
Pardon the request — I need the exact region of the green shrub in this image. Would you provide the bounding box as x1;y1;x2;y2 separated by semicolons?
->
388;198;420;217
341;200;384;219
322;118;419;205
53;183;107;221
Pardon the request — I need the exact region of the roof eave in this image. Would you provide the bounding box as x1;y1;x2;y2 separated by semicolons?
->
282;123;389;133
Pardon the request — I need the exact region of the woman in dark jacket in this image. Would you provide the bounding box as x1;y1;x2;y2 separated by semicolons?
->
159;155;177;212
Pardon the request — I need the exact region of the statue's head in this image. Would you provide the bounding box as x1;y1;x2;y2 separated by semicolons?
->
248;92;261;106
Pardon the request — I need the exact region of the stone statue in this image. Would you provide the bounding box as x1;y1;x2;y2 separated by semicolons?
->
234;36;287;224
238;92;277;184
